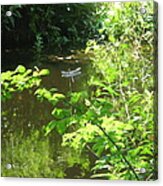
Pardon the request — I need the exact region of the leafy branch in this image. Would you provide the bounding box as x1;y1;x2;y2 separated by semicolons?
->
95;123;139;180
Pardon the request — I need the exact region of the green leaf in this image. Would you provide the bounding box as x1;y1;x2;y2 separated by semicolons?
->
45;117;75;135
39;69;50;76
52;93;65;100
16;65;26;73
90;173;110;179
70;92;82;104
44;120;57;135
103;86;118;96
51;108;71;119
56;120;68;135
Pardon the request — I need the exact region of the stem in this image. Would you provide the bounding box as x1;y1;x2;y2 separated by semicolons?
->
119;65;130;120
96;123;139;180
68;77;73;115
86;145;99;159
69;78;72;93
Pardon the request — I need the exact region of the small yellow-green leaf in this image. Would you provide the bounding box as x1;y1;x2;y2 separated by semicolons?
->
16;65;26;73
39;69;50;76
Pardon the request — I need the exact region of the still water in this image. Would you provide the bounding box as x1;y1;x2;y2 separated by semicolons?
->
1;50;92;178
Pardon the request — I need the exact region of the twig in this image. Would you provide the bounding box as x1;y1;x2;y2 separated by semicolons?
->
86;145;99;159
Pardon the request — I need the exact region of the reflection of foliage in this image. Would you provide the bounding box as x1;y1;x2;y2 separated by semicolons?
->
1;130;90;178
1;65;49;101
1;131;55;178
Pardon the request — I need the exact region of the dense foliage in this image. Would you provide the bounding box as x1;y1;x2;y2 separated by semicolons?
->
1;65;49;100
2;3;100;50
1;0;157;180
34;1;157;180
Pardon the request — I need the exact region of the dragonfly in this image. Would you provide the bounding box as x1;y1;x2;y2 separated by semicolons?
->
61;67;81;83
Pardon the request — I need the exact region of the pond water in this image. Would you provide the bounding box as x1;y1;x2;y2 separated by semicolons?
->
1;50;93;178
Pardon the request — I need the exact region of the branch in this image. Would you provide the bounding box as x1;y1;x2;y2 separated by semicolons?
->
96;123;139;180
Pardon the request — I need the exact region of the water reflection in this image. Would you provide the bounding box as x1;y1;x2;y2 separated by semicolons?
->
1;51;90;178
